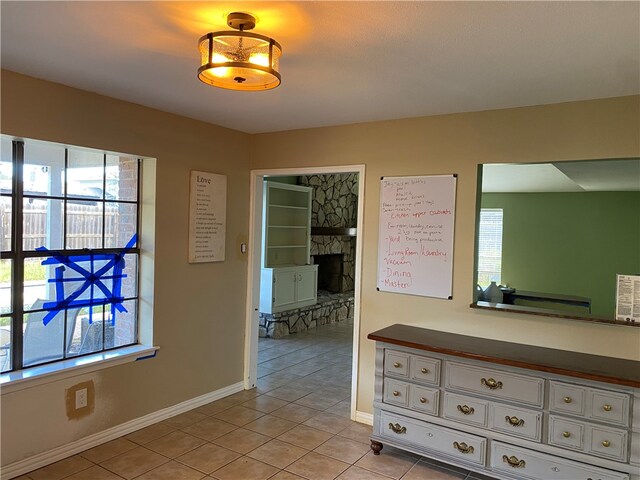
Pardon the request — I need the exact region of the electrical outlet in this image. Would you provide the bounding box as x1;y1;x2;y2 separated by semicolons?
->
75;388;88;409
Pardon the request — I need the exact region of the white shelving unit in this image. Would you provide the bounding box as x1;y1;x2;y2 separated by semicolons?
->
260;181;318;314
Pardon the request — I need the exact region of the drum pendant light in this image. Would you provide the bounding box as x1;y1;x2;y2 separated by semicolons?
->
197;12;282;91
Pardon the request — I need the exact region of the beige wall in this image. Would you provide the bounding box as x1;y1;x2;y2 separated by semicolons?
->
0;70;251;465
248;96;640;415
1;69;639;467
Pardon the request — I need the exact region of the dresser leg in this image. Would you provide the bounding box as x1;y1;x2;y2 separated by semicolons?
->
370;440;383;455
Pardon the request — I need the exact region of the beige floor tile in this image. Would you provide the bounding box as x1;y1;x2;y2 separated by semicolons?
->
336;422;372;444
336;465;393;480
209;456;279;480
145;430;206;458
243;414;298;437
247;439;308;469
176;443;241;474
55;465;124;480
264;384;315;402
225;388;260;402
28;455;94;480
126;423;176;445
241;395;289;413
80;438;138;463
328;400;352;418
401;461;467;480
303;411;354;434
213;405;265;426
354;450;418;480
277;425;334;450
269;471;307;480
181;417;238;441
270;403;321;423
285;452;350;480
294;392;342;410
212;428;271;454
99;446;169;479
195;398;237;416
163;410;210;429
314;436;370;464
133;460;206;480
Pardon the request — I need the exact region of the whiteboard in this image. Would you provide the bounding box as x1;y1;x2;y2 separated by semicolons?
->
377;175;457;298
188;171;227;263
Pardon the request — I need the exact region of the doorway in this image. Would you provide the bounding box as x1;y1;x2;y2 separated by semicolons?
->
244;165;365;421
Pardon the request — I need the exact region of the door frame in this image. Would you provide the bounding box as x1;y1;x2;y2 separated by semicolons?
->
244;165;366;421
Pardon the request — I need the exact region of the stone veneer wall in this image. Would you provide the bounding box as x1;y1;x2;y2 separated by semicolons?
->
298;173;358;292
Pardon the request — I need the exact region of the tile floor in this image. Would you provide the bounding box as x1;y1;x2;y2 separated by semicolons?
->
18;320;495;480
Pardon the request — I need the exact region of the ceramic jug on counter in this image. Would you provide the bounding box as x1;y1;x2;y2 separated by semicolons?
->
484;281;503;303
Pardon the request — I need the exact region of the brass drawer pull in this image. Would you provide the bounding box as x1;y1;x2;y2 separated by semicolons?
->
453;442;474;454
505;415;525;427
602;440;611;448
603;404;612;412
563;396;572;404
481;377;503;390
388;422;406;434
419;397;428;404
421;367;430;374
392;391;400;397
393;362;402;368
457;404;475;415
562;431;571;438
502;455;526;468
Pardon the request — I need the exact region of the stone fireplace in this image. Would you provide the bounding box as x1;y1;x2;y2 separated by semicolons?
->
314;253;344;293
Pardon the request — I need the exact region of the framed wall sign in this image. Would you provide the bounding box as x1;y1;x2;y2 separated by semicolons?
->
189;171;227;263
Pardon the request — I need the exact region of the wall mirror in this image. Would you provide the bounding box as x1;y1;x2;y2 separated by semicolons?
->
472;158;640;327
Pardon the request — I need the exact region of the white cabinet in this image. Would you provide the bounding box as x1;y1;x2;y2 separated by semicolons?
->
260;265;318;314
260;182;318;314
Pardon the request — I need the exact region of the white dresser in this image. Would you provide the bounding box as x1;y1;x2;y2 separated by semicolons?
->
369;324;640;480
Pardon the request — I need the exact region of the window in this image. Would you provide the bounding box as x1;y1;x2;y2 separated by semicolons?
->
0;136;141;373
477;208;503;288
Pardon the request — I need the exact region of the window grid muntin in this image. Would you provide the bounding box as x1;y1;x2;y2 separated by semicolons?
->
3;138;141;372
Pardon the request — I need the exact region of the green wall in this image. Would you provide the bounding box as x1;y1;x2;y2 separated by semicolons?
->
482;191;640;317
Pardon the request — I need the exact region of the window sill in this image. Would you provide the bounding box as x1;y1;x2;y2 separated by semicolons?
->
0;345;159;395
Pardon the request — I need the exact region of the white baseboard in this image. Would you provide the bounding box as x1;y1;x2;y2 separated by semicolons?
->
1;381;244;480
355;410;373;425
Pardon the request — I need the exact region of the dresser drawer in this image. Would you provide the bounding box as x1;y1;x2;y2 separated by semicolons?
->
442;392;488;428
383;378;409;407
409;355;441;385
588;424;628;462
549;381;586;416
550;381;631;426
548;415;585;451
590;390;630;426
384;350;409;378
445;362;544;407
489;403;542;442
490;442;629;480
409;385;439;416
380;410;486;466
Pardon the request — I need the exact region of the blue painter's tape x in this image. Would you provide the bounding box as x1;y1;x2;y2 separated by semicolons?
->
36;234;137;326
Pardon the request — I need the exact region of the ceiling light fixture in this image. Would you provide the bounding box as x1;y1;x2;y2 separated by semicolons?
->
197;12;282;91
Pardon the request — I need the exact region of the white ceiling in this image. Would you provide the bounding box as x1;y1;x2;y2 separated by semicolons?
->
1;1;639;134
482;159;640;193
